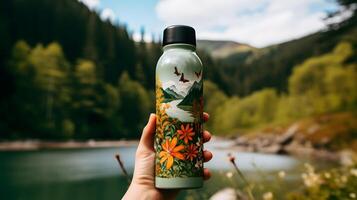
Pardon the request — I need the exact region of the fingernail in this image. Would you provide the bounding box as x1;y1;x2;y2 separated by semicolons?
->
149;113;155;120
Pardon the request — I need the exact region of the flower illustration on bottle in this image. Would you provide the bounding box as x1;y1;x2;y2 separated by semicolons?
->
177;124;195;144
185;144;199;161
159;137;185;169
155;69;203;178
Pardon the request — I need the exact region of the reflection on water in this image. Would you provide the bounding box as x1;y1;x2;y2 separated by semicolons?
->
0;140;307;200
0;147;136;184
165;100;194;122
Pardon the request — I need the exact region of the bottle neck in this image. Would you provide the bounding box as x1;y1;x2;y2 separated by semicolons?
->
162;43;196;52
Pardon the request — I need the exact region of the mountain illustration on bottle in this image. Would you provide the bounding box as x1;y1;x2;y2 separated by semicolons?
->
177;79;203;108
167;85;187;97
162;86;184;102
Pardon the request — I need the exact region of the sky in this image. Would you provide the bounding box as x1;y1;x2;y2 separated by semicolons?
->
78;0;340;48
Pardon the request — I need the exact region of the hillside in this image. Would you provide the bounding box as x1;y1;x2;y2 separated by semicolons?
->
200;25;357;96
2;0;355;99
197;40;256;58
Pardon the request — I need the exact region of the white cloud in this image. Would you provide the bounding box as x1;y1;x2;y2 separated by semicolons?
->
156;0;337;47
132;32;153;43
101;8;116;23
78;0;100;10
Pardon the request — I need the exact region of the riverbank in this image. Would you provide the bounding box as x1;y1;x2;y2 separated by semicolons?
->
0;140;138;151
1;112;355;164
220;112;357;165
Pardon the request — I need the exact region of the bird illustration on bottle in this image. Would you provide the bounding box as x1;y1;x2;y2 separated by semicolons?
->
179;73;189;83
174;66;181;76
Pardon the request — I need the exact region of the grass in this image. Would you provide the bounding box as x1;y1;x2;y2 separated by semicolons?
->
224;153;357;200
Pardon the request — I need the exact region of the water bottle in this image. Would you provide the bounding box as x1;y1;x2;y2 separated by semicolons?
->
155;25;204;189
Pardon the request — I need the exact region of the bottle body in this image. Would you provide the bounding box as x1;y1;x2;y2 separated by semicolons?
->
155;44;203;189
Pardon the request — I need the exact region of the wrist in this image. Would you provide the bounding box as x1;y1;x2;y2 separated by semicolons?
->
122;184;161;200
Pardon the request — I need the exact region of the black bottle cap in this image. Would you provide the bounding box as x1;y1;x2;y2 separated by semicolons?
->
162;25;196;47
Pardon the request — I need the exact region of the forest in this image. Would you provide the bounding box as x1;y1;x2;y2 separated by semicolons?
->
0;0;356;140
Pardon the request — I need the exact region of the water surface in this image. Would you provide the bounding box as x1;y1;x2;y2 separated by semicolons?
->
0;140;319;199
165;99;194;122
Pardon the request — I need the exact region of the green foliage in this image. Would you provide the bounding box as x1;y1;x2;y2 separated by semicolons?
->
62;119;75;139
203;80;228;131
211;97;240;134
289;42;353;96
72;59;122;138
212;89;279;133
285;42;357;119
5;41;72;138
117;72;152;138
211;24;357;96
2;40;356;139
0;0;164;139
5;0;355;98
209;42;357;135
2;40;154;139
0;0;139;85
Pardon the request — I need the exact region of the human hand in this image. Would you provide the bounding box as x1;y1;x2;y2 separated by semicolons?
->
122;113;213;200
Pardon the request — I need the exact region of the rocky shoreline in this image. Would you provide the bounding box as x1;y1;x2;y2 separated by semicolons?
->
1;114;355;166
220;119;356;166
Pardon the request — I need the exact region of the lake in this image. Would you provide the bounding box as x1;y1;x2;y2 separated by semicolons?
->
0;140;328;199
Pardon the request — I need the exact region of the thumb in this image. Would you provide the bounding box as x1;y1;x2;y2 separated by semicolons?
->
137;113;156;152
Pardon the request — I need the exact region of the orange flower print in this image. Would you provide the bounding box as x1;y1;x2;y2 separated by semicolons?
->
185;144;199;161
159;137;185;169
177;124;195;144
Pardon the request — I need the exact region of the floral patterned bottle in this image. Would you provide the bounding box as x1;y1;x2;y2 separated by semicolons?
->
155;25;203;189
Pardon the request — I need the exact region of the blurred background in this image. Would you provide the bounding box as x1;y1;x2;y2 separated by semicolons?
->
0;0;356;199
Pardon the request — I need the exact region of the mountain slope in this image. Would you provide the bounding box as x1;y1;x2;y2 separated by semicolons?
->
199;25;357;96
197;40;256;58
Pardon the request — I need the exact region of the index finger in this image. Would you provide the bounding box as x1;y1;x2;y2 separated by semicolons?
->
203;112;209;122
